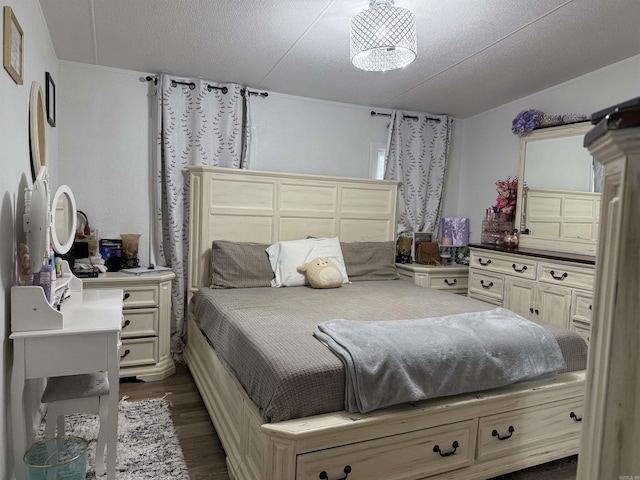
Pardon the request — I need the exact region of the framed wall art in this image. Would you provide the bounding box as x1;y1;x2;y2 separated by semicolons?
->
46;72;56;127
3;6;24;85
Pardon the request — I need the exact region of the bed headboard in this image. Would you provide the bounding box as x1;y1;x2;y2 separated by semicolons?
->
187;166;399;292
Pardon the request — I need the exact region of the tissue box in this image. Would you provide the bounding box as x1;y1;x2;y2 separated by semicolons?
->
441;217;470;246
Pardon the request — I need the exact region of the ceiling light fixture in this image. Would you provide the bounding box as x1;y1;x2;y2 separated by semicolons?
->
350;0;417;72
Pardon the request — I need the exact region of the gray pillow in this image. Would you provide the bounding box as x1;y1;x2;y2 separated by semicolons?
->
210;241;274;288
340;241;399;281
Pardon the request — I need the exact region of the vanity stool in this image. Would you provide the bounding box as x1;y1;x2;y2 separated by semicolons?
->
41;372;110;475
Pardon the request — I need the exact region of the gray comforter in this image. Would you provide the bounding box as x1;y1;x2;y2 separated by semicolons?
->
191;281;587;422
314;308;566;414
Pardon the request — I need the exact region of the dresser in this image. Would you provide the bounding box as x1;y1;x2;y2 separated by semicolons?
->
84;270;176;381
467;245;595;340
396;263;469;295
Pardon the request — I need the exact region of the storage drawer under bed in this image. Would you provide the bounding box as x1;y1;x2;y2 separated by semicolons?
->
296;420;476;480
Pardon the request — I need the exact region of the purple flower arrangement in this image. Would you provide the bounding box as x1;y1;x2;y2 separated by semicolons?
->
511;109;544;136
511;110;588;137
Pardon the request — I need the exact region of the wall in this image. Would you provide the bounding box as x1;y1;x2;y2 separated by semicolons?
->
0;1;58;477
58;64;392;265
446;54;640;242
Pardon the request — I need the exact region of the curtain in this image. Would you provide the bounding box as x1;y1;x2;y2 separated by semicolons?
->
384;111;452;237
151;74;252;354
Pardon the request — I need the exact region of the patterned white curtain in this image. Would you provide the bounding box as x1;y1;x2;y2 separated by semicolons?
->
384;111;452;236
151;74;252;354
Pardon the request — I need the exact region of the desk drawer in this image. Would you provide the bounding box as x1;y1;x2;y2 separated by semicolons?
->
120;337;158;367
121;308;159;338
469;270;505;301
121;285;159;308
478;398;583;460
470;252;537;280
296;420;475;480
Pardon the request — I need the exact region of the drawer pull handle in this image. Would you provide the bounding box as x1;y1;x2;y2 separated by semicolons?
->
512;264;527;273
550;270;568;281
492;426;515;440
480;280;494;289
444;278;457;286
433;440;459;457
529;307;534;314
319;466;351;480
589;305;592;311
570;411;582;422
534;308;539;315
123;293;131;301
120;349;131;360
478;258;492;266
122;320;131;329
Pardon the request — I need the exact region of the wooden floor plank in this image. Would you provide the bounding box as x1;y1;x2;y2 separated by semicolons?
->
119;362;577;480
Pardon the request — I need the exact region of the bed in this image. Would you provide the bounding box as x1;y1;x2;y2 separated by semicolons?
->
184;166;587;480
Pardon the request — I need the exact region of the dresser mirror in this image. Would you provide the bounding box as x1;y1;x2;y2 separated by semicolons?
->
514;122;598;256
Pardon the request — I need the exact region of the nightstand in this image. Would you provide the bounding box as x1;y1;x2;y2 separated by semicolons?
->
396;263;469;295
83;270;176;381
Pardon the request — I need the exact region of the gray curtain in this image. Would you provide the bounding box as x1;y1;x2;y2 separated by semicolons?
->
151;74;252;354
384;111;452;237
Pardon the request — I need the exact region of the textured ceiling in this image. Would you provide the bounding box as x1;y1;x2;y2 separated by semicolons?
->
38;0;640;118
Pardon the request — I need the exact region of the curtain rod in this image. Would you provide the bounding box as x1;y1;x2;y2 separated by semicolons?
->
370;110;441;123
145;76;267;97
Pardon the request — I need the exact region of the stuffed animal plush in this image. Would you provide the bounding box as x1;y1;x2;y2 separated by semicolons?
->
297;257;343;289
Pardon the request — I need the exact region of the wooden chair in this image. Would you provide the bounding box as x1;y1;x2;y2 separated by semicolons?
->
41;372;110;475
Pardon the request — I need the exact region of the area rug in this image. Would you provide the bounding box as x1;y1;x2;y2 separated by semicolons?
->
38;398;189;479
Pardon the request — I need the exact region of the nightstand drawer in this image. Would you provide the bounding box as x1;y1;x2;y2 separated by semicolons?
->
121;308;159;338
426;272;469;291
469;270;505;301
122;285;159;308
120;338;158;367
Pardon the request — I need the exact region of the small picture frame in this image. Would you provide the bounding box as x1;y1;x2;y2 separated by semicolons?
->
3;6;24;85
46;72;56;127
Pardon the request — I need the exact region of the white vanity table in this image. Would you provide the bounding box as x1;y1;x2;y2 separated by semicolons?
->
11;267;123;480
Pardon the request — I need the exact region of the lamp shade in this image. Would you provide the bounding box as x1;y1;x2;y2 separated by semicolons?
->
350;0;417;72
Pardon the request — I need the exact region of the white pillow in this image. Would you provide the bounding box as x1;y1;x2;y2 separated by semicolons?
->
266;237;349;287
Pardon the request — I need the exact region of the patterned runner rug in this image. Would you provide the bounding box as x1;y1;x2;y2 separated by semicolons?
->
39;397;189;479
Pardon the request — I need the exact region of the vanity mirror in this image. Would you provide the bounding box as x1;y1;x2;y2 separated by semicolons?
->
514;122;598;256
24;168;78;273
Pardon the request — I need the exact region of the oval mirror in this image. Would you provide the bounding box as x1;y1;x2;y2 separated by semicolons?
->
27;168;49;273
51;185;77;254
29;81;48;182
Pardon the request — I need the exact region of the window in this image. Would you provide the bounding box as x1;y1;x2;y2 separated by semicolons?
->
369;143;387;180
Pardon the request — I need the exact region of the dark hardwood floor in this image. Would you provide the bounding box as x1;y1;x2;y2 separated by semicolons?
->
119;363;576;480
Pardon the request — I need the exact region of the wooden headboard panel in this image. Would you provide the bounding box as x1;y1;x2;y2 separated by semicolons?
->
187;166;399;292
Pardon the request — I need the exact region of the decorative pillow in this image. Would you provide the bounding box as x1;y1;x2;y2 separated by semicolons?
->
210;241;274;288
266;237;349;287
297;257;343;289
340;241;399;281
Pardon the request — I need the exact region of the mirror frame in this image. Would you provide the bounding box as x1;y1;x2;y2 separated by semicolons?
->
26;168;49;273
515;121;597;256
50;185;77;254
29;81;48;182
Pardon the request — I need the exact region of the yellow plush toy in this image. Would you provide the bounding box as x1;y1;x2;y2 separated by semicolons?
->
297;257;343;289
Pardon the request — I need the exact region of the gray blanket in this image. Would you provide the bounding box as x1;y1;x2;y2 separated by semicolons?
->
314;307;566;414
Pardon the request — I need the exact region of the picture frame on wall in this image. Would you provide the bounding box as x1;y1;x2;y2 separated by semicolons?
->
46;72;56;127
3;6;24;85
